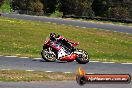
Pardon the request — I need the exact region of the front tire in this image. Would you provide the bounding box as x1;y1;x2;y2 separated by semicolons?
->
75;49;90;64
41;48;56;62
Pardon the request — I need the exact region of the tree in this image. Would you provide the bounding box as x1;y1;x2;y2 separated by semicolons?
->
27;0;44;15
125;0;132;19
107;0;130;19
12;0;44;15
12;0;27;10
0;0;4;7
42;0;57;13
91;0;131;19
108;7;129;19
75;0;94;16
91;0;109;17
60;0;75;15
60;0;94;16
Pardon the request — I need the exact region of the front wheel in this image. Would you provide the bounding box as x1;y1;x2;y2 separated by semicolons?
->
75;49;90;64
41;48;56;62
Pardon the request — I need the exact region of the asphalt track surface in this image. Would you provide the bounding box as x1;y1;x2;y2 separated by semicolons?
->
0;56;132;75
0;81;131;88
1;13;132;34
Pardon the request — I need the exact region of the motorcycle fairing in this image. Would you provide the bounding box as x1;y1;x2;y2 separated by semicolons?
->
60;54;77;61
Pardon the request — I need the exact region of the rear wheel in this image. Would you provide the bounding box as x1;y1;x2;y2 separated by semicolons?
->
75;49;89;64
41;48;56;62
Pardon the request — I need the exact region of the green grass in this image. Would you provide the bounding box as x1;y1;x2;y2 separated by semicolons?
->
0;17;132;63
0;70;75;82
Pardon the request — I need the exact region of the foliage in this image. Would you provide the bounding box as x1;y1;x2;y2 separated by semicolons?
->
50;10;63;17
1;0;132;20
27;0;44;15
60;0;94;16
108;7;129;19
42;0;57;14
107;0;130;19
91;0;132;19
12;0;44;15
0;0;11;12
0;0;4;7
91;0;109;17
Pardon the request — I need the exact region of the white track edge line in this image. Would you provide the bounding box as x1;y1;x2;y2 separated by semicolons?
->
64;72;72;74
33;58;42;60
1;69;11;70
102;62;115;63
19;57;29;58
121;63;132;64
89;61;99;62
25;70;34;72
45;71;54;72
5;56;17;57
82;27;86;29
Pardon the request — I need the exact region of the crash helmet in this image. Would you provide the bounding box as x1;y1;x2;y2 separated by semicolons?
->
50;33;56;38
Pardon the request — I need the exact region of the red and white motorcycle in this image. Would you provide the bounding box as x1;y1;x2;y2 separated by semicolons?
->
41;33;90;64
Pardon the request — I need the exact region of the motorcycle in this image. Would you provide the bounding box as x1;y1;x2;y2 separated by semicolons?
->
41;35;90;64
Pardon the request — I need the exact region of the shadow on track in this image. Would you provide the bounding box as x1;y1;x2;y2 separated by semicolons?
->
32;59;73;63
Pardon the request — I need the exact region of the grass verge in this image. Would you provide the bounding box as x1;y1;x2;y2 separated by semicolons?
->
0;70;75;82
0;17;132;62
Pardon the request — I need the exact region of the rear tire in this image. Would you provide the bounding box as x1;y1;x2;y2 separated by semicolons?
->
41;49;56;62
75;49;90;64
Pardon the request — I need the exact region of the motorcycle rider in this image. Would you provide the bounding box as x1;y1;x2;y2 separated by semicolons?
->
49;33;72;50
50;33;57;41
